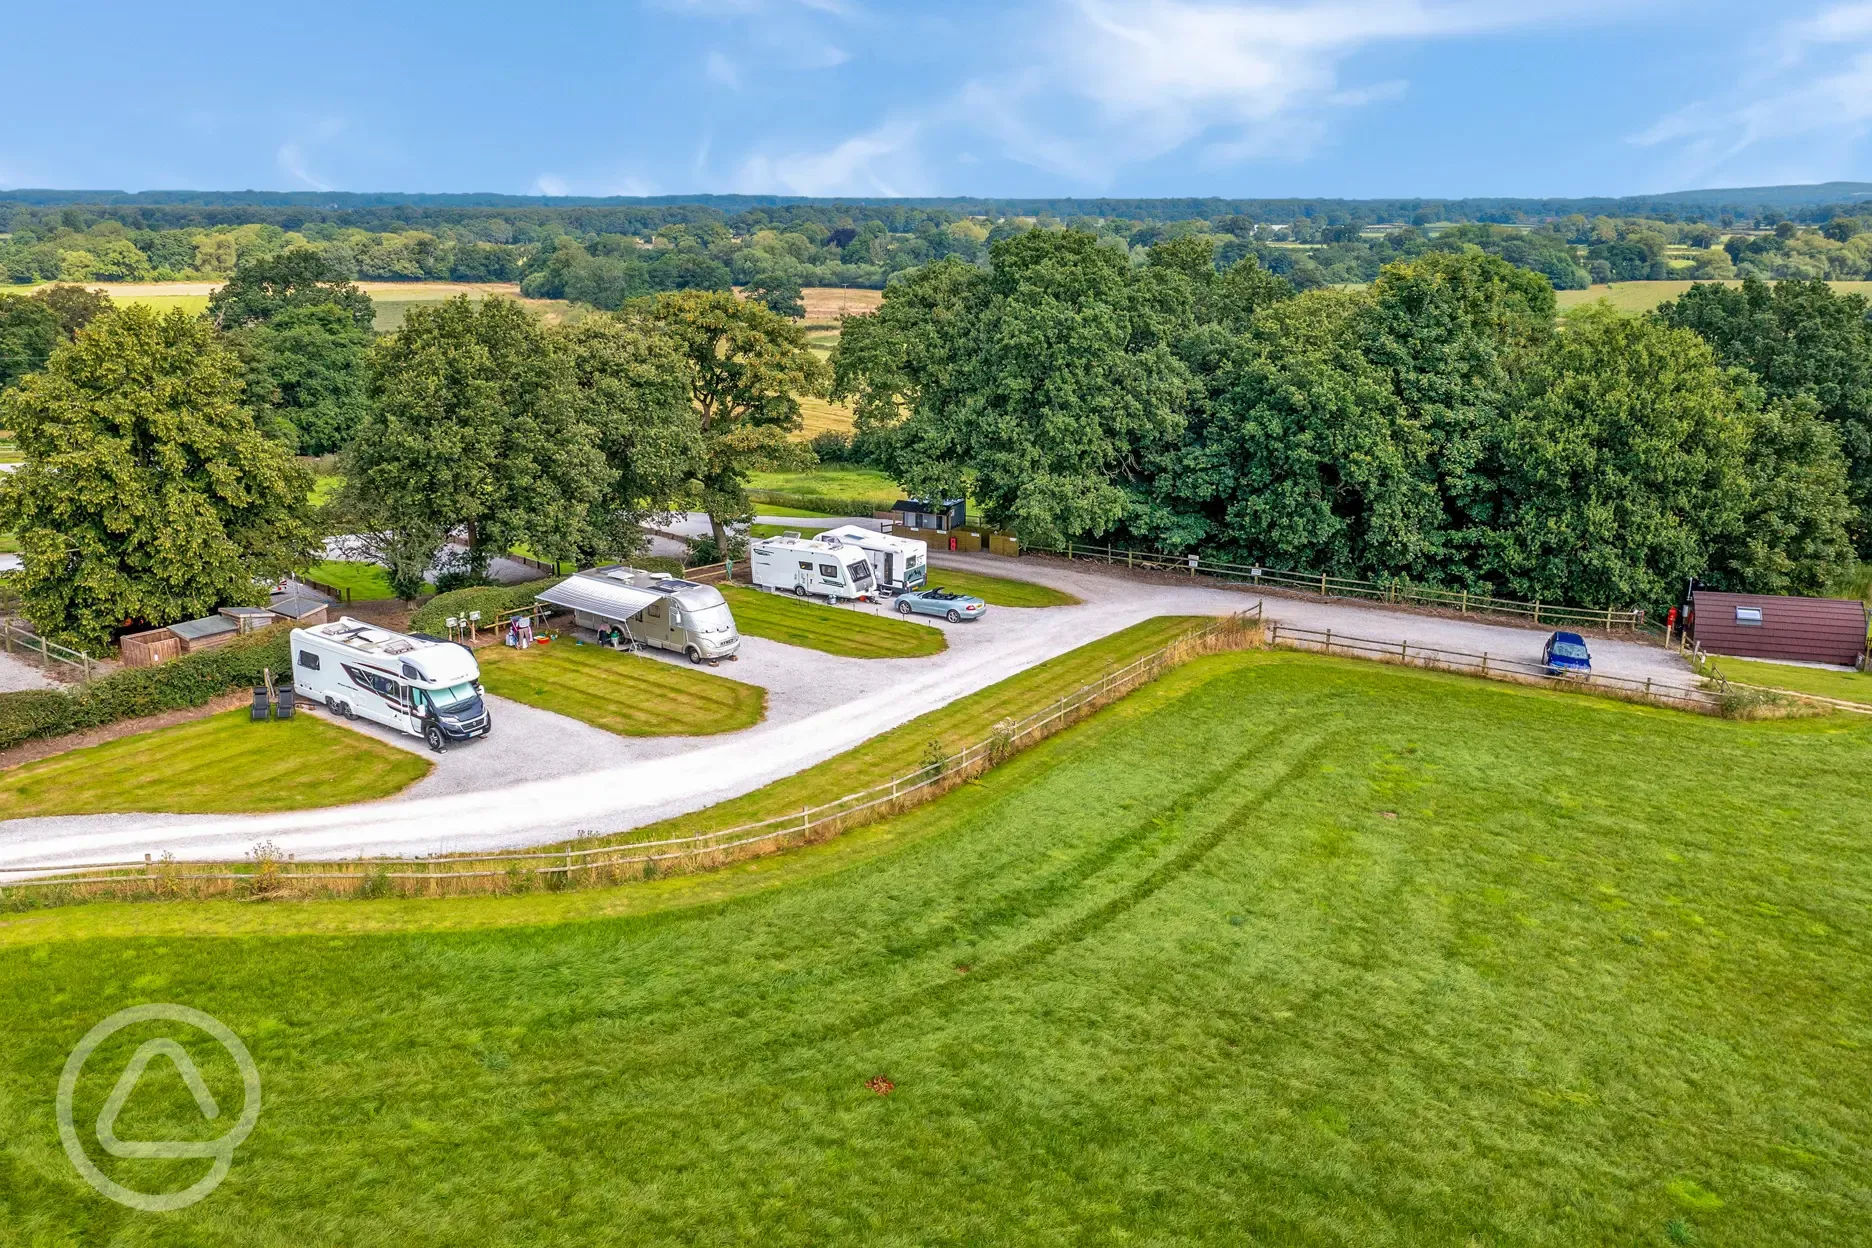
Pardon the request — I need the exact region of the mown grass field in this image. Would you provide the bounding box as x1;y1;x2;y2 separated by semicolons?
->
4;651;1869;1245
795;394;857;439
475;640;765;736
1709;654;1872;705
748;464;900;508
0;708;429;818
719;585;945;658
1555;279;1872;315
301;560;400;601
919;566;1080;608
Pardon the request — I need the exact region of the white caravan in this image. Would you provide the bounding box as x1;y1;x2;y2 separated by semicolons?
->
749;534;877;601
818;524;928;594
291;617;490;752
535;566;742;664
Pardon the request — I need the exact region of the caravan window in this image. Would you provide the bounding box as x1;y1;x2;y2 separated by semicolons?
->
297;650;320;671
850;561;873;585
798;560;814;571
819;563;841;579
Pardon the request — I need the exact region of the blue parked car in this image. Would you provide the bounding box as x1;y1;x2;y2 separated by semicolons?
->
1542;630;1592;677
895;586;987;622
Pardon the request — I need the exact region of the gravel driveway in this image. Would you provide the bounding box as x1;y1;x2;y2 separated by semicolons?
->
0;555;1695;872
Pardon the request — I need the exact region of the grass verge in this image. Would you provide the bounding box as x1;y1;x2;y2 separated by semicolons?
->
475;640;765;737
0;708;429;817
719;584;946;659
2;651;1869;1244
1708;654;1872;706
302;560;401;601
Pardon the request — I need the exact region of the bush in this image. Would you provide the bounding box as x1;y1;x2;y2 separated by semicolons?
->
0;626;292;751
409;577;563;636
685;533;747;565
808;430;856;463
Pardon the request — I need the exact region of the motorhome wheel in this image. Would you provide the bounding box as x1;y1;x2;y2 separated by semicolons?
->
686;646;702;665
425;722;446;753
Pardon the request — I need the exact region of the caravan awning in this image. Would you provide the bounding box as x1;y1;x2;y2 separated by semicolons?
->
535;575;661;622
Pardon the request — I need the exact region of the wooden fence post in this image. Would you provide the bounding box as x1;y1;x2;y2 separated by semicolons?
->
1324;629;1332;653
1481;652;1489;674
1460;590;1468;615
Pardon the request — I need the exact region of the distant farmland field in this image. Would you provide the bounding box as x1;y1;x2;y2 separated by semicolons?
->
1;280;581;331
1556;279;1872;314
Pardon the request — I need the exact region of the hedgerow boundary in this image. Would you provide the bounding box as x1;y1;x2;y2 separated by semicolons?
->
0;610;1265;909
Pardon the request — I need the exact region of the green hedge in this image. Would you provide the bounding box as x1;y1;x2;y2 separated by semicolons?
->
409;577;563;636
0;626;291;753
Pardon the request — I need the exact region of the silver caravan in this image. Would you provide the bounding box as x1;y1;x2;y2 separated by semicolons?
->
535;566;741;665
292;617;490;751
818;524;928;594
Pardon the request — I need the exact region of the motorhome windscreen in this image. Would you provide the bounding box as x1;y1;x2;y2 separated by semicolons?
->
431;680;478;709
688;605;735;635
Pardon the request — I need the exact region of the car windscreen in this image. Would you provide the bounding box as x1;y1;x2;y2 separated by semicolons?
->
430;680;478;709
687;605;735;635
1551;642;1590;660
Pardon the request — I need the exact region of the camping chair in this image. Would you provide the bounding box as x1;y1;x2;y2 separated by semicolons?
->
251;685;271;721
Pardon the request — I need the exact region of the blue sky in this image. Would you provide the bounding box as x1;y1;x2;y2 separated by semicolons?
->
8;0;1872;199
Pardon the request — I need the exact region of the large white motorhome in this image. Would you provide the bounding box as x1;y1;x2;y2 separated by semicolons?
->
749;534;876;601
818;524;928;594
535;566;742;664
291;617;490;752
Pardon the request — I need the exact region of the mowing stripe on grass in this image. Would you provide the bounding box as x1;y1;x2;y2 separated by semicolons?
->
720;585;945;659
476;642;765;736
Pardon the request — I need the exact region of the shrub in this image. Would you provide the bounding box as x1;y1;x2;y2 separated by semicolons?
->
808;430;855;463
408;577;563;636
0;625;292;751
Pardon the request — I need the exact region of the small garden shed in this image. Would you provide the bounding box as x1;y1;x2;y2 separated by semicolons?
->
1689;590;1869;666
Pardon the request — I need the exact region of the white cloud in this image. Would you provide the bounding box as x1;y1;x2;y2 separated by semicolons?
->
1633;2;1872;185
276;119;344;191
946;0;1609;183
533;174;570;197
705;49;740;88
735;121;922;196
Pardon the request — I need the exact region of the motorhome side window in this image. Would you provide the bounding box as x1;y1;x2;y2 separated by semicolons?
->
819;563;840;578
297;650;319;670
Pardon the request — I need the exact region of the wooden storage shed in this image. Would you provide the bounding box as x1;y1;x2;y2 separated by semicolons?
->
1689;590;1869;666
168;614;239;654
119;627;183;668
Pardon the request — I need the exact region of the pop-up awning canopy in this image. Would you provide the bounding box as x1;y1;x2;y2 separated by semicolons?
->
534;574;661;622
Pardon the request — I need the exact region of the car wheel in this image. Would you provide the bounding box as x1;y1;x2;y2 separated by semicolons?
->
686;646;702;665
898;601;913;615
425;722;446;753
946;609;961;622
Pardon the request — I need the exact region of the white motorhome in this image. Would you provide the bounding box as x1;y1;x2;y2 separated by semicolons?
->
818;524;928;594
749;534;877;601
535;566;742;664
291;617;490;752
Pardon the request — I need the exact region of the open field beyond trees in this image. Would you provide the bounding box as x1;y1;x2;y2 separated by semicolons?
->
3;651;1869;1244
0;708;430;818
1556;279;1872;315
718;585;946;658
475;640;766;736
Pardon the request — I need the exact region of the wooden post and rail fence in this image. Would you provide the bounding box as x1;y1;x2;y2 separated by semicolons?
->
1031;539;1646;635
0;618;95;680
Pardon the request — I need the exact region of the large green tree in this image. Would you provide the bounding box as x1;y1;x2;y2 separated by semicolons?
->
629;290;826;554
0;296;60;390
229;303;372;455
0;306;316;649
342;297;609;590
1655;277;1872;552
208;247;376;331
554;315;704;560
1487;308;1756;610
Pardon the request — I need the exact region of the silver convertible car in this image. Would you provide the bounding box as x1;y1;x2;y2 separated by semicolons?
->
894;587;987;622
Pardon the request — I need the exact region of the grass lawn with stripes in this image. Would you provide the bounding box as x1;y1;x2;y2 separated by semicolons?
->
1708;654;1872;705
475;640;765;736
0;708;429;818
2;652;1869;1243
302;560;402;601
719;584;946;658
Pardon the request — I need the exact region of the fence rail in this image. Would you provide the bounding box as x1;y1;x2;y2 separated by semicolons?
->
1266;622;1720;710
0;618;95;679
0;608;1263;901
1035;541;1645;632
